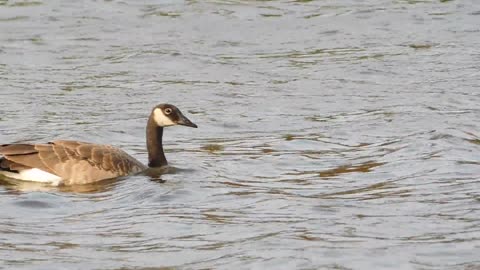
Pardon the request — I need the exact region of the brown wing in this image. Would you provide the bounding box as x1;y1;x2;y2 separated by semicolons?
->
0;157;31;171
0;140;147;185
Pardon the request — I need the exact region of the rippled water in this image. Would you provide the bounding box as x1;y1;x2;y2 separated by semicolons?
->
1;0;480;269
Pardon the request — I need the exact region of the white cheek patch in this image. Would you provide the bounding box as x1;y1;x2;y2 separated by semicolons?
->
153;108;176;127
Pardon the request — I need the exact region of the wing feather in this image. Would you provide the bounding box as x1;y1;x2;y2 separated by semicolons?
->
0;144;38;155
0;140;147;184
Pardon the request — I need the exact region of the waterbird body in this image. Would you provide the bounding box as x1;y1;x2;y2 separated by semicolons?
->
0;104;197;185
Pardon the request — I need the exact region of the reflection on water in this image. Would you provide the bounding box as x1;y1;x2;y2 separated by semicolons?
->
0;176;118;193
318;161;385;177
1;0;480;269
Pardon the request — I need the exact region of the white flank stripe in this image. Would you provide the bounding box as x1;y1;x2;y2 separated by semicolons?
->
0;169;62;185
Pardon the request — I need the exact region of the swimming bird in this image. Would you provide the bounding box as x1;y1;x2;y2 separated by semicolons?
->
0;104;197;185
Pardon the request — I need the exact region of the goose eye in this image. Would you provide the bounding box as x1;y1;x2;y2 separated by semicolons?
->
164;108;173;115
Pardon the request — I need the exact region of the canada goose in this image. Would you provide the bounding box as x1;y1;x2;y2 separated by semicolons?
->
0;104;197;185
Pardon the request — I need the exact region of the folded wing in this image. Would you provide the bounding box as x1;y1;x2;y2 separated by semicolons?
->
0;140;147;184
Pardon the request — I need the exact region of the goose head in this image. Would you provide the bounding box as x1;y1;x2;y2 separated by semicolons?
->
152;104;198;128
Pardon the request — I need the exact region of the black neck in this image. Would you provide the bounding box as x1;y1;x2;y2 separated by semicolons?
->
147;116;167;167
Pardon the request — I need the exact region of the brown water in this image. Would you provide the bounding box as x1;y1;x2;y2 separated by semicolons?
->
1;0;479;269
